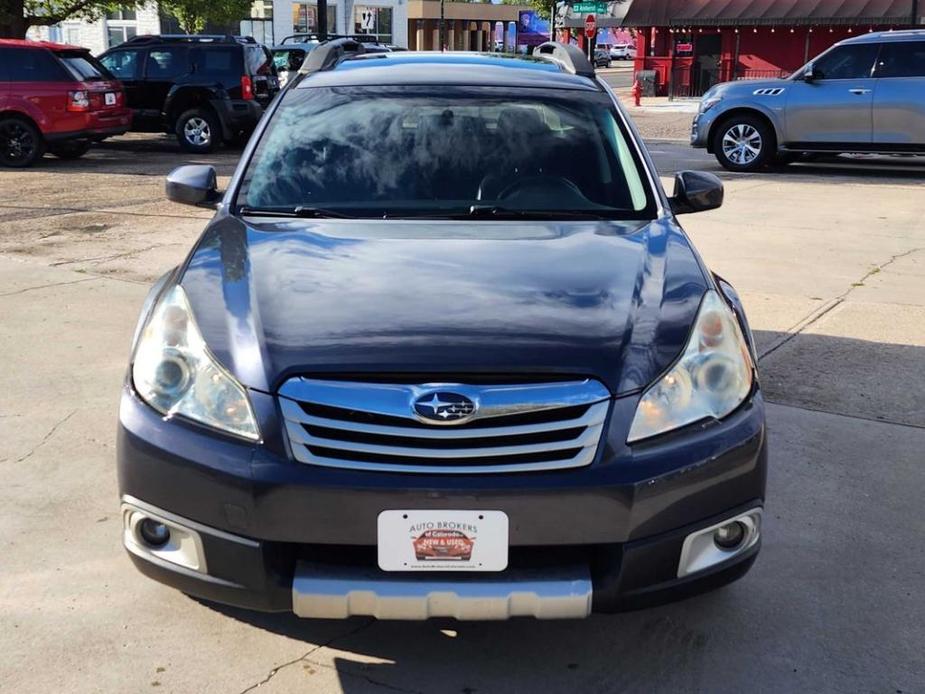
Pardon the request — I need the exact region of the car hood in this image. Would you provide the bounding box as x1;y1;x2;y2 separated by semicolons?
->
706;77;792;100
179;216;709;395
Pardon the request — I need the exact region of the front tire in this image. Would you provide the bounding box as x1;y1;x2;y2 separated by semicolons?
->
49;140;92;159
0;117;45;168
712;116;774;172
176;108;220;154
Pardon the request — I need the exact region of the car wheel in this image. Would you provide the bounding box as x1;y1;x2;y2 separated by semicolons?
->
49;140;92;160
713;116;774;172
0;117;45;168
176;108;220;153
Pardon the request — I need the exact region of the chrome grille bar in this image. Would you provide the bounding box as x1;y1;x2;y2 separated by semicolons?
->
279;378;611;474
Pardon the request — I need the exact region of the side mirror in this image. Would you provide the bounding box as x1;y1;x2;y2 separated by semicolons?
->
803;64;821;82
165;165;221;208
669;170;724;215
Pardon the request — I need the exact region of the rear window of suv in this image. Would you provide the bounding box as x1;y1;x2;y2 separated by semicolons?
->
237;86;654;219
56;51;114;81
5;47;70;81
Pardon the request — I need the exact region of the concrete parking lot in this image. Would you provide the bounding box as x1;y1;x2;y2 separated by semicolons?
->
2;130;924;693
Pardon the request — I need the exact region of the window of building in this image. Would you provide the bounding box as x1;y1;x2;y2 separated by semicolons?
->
292;3;336;34
64;25;81;46
107;25;137;47
241;0;274;44
354;6;392;44
876;41;925;78
106;8;137;21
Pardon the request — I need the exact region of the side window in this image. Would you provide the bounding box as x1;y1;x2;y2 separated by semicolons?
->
100;49;143;80
189;47;240;76
144;47;189;80
813;44;879;80
875;41;925;78
0;48;9;81
6;48;69;81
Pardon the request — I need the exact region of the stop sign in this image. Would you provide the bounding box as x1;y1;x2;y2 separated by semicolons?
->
584;14;596;39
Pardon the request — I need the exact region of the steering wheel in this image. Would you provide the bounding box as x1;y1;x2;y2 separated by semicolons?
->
495;175;587;206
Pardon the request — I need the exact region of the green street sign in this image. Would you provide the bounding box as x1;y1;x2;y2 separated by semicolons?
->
572;1;608;14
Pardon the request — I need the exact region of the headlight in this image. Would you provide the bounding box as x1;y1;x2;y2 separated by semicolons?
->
628;290;753;443
699;95;722;113
132;285;260;441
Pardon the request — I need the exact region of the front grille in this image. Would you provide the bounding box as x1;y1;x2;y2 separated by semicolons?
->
278;378;611;474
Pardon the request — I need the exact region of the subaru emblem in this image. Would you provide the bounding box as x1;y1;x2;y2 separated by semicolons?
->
412;391;477;425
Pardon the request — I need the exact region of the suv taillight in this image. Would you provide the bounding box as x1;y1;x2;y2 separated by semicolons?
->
241;75;254;101
67;90;90;112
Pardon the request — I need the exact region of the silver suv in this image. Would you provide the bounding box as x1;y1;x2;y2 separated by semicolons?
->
691;30;925;171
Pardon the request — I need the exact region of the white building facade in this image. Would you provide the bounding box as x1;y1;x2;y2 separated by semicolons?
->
26;3;161;55
242;0;407;47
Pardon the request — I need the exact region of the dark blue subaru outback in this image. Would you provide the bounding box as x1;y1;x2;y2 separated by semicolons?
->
118;41;767;620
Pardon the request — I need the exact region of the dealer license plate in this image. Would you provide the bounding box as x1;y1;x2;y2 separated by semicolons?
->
377;510;508;572
105;92;116;106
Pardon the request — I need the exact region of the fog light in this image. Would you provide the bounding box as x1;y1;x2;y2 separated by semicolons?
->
139;518;170;547
713;521;746;549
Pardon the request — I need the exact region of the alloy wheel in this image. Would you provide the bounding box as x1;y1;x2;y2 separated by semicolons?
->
183;117;211;147
722;123;763;166
1;121;37;165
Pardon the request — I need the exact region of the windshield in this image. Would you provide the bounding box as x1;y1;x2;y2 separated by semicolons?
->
56;52;114;81
237;86;655;219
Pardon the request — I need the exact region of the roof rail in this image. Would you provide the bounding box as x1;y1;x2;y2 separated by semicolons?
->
534;41;595;79
299;37;366;74
281;32;381;45
123;34;240;45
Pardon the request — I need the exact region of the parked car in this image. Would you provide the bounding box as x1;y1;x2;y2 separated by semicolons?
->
98;34;279;153
119;41;766;621
610;43;637;60
593;48;611;68
0;39;130;167
691;30;925;171
270;44;314;87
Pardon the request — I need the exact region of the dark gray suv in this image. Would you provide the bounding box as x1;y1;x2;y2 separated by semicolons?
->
691;30;925;171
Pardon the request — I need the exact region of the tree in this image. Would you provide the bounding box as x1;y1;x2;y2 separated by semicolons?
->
158;0;253;34
0;0;116;39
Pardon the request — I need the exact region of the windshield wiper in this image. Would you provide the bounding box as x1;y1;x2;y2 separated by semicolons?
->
238;205;350;219
460;205;623;220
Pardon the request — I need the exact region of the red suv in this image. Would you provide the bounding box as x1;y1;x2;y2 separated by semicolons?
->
0;39;131;167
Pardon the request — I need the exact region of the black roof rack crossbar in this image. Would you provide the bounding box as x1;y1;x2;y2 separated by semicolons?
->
299;38;366;74
534;41;595;79
124;34;242;45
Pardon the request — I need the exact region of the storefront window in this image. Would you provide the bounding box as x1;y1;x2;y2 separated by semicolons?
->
242;0;274;44
354;6;393;44
292;3;336;34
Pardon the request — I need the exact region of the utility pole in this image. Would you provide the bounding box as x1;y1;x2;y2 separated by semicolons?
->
550;0;556;40
318;0;328;40
913;0;920;26
439;0;446;50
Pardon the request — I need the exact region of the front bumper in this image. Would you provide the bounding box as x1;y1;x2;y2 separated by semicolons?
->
690;110;716;149
117;386;767;618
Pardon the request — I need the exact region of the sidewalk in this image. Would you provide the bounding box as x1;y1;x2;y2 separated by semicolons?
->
615;91;699;141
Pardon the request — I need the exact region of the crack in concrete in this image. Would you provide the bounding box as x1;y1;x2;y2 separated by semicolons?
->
237;619;376;694
0;277;98;298
49;245;168;267
14;410;77;463
758;246;924;362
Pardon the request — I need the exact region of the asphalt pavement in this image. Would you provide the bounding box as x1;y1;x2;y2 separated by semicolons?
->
1;133;924;693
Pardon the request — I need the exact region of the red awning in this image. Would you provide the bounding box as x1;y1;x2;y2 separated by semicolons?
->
623;0;917;26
